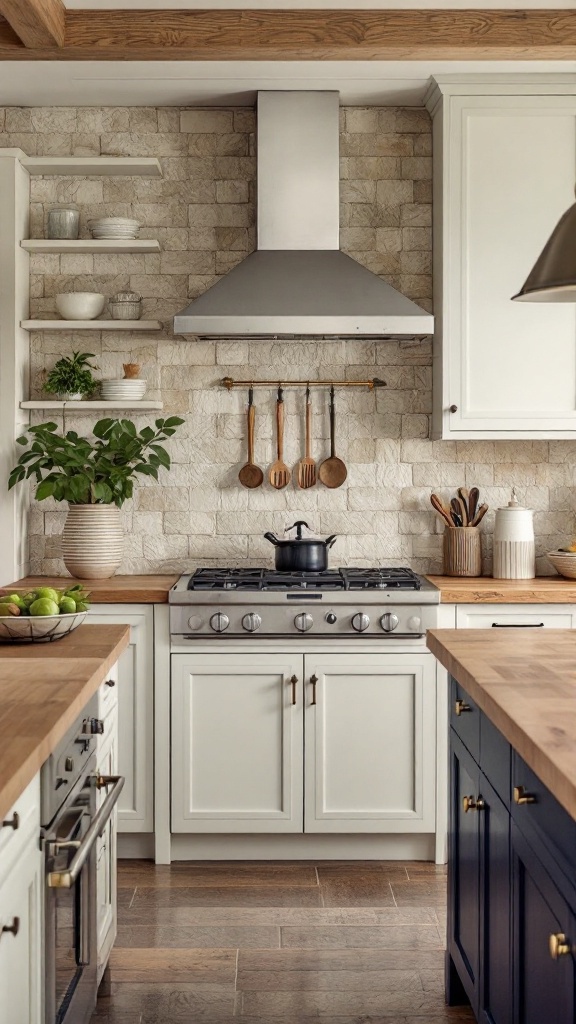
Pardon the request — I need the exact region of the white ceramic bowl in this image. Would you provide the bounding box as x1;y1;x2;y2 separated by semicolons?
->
547;551;576;580
0;610;87;643
56;292;105;321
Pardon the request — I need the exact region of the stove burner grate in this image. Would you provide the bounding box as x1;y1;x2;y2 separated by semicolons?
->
187;567;422;592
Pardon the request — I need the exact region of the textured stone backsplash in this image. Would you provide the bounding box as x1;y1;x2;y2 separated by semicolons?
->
2;103;573;576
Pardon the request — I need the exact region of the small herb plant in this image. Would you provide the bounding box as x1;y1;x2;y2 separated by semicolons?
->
44;351;98;398
8;417;184;507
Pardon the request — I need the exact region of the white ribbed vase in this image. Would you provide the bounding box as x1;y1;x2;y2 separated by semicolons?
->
61;504;123;579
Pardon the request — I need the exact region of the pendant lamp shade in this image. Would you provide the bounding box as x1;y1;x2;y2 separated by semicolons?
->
513;201;576;302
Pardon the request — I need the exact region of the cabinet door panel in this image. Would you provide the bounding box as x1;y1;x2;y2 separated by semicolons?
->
448;731;480;1011
304;653;436;833
88;606;153;832
0;844;42;1024
172;654;303;833
480;773;511;1024
96;715;118;983
512;823;575;1024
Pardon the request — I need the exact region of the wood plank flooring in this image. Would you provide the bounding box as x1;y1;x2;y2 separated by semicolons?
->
91;860;474;1023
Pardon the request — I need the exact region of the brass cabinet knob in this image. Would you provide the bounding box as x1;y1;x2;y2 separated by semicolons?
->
514;785;536;806
1;917;19;939
463;795;485;813
549;933;571;960
455;699;472;717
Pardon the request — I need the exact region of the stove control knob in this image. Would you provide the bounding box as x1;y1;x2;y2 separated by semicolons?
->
210;612;230;633
187;615;203;631
242;613;262;633
294;612;313;633
351;613;370;633
408;615;422;633
325;612;337;625
380;612;399;633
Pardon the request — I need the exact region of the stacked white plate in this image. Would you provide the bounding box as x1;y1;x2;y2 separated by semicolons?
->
89;217;141;239
100;378;147;401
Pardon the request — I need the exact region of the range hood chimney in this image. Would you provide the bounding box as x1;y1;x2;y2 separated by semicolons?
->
174;91;434;339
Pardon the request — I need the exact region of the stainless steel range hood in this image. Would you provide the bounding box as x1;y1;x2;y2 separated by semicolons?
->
174;92;434;339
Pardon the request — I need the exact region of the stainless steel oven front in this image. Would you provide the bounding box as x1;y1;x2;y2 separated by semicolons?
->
42;698;124;1024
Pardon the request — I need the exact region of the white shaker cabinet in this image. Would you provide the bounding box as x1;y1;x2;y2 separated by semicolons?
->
456;603;576;629
427;78;576;439
0;778;42;1024
88;606;154;832
171;654;303;833
304;653;436;834
171;651;437;837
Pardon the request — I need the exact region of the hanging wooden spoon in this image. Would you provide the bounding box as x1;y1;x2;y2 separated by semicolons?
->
297;386;317;489
318;386;347;489
238;387;263;489
269;385;291;490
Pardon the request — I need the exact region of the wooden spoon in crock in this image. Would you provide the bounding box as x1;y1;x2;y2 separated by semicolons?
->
318;386;347;489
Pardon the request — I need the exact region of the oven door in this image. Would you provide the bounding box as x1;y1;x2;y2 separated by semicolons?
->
44;769;125;1024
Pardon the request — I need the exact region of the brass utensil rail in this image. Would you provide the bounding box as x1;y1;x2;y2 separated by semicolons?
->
221;377;386;390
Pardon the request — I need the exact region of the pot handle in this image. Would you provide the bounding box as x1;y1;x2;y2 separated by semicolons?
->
264;532;280;547
325;535;338;549
286;521;310;539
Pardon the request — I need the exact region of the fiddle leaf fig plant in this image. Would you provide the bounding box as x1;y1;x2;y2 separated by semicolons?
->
44;351;99;398
8;417;184;508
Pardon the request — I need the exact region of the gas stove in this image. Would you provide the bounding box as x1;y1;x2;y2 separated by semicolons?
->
170;567;439;640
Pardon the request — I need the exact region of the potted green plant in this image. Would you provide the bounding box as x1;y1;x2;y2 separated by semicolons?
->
9;416;184;578
43;351;98;401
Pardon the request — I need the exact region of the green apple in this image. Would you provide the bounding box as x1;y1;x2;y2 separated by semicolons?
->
59;597;77;614
6;593;26;610
34;587;60;604
29;598;59;617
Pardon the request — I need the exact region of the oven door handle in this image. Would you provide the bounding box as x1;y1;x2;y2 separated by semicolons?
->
47;775;125;889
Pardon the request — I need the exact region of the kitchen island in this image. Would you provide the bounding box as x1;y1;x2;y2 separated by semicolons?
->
428;628;576;1024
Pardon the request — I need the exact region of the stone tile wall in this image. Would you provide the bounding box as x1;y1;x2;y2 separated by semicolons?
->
3;104;573;576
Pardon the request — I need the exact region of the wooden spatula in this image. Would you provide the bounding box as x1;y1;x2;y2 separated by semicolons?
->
318;386;347;489
238;387;263;489
269;386;291;490
297;386;316;489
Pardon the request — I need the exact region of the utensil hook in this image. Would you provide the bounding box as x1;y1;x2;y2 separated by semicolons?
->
278;385;284;402
248;385;254;407
306;383;310;401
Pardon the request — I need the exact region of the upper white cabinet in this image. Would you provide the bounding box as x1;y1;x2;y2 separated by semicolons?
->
427;77;576;439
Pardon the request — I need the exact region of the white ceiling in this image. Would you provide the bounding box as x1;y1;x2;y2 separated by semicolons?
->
0;61;574;106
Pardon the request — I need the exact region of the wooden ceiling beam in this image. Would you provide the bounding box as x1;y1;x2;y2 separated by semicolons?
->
0;0;66;48
0;9;574;60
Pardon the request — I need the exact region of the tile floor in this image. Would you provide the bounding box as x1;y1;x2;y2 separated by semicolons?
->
92;860;475;1023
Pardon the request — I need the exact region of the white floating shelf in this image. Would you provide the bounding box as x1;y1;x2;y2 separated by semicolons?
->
22;239;160;254
20;156;162;178
21;320;162;331
21;401;163;411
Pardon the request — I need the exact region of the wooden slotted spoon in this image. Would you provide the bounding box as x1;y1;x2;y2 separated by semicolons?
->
297;386;316;489
269;386;291;490
318;386;347;489
238;387;263;489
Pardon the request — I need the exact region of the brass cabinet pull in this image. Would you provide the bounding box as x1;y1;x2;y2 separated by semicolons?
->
463;795;485;813
1;917;19;939
549;933;571;960
514;785;536;806
310;674;318;706
1;812;19;831
455;699;471;717
290;674;298;706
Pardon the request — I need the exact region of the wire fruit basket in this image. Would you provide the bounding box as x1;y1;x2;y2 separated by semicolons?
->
0;610;87;644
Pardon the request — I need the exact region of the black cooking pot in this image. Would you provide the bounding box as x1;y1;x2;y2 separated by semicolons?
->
264;521;337;572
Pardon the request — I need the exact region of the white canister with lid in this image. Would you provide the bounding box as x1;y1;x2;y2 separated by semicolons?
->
492;488;535;579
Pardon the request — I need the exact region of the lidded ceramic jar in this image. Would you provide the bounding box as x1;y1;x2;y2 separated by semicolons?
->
492;488;535;579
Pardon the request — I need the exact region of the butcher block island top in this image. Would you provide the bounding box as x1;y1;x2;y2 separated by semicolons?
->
428;628;576;820
426;575;576;603
1;574;179;604
0;623;129;821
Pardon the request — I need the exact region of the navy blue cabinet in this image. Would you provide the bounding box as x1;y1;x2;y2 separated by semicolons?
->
447;675;576;1024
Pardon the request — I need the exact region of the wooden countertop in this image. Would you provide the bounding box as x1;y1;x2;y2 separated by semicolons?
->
1;574;179;604
0;623;130;820
426;575;576;603
427;628;576;820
